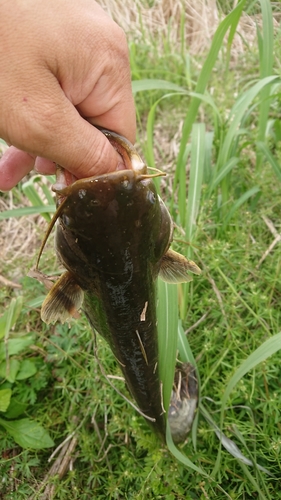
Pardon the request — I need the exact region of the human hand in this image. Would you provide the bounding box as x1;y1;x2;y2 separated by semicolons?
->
0;0;136;191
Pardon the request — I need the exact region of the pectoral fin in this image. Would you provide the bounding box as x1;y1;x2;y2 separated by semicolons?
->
41;271;84;325
159;249;201;284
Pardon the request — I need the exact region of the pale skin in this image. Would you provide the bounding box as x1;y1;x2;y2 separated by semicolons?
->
0;0;136;191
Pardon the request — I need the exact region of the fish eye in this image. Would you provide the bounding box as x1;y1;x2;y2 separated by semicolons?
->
78;189;87;199
121;178;129;189
61;214;70;227
146;190;156;204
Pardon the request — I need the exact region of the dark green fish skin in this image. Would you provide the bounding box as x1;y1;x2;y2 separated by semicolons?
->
54;168;172;438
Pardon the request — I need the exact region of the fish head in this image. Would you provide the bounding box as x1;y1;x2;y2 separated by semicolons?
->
40;130;173;288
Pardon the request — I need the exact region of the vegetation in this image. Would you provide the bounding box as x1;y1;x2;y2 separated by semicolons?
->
1;0;281;498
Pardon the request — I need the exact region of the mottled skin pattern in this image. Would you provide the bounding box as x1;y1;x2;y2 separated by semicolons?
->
54;169;172;438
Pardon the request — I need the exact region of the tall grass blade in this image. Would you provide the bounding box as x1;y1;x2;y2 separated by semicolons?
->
256;141;281;181
200;404;272;476
132;79;187;94
221;331;281;413
203;131;214;184
176;0;247;172
0;205;56;220
185;123;205;241
256;0;274;169
222;186;260;229
219;76;279;168
22;178;53;222
0;297;23;340
208;157;239;194
157;279;178;413
166;423;205;475
145;92;187;191
178;124;205;318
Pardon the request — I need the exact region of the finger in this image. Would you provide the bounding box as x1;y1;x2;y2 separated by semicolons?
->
34;157;56;175
0;147;35;191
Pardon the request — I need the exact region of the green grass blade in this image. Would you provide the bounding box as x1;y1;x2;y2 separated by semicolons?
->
22;178;53;222
201;404;273;477
0;205;56;220
132;79;187;94
217;268;270;334
203;131;214;184
0;297;23;340
145;92;187;191
209;157;239;193
221;332;281;412
256;141;281;181
166;423;206;475
222;186;260;228
256;0;274;169
177;321;197;366
185;123;205;240
40;183;55;205
219;76;279;167
157;279;178;413
176;0;247;172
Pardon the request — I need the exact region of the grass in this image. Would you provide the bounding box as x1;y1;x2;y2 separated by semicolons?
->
1;0;281;498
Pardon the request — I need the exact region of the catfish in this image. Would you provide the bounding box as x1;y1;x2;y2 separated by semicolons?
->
35;129;200;441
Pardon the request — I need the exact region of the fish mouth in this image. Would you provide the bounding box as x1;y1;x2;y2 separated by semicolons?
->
52;128;146;194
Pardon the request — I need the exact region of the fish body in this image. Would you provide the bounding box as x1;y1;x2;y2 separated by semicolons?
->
39;129;200;440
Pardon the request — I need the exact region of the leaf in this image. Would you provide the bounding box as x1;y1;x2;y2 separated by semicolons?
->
0;296;23;340
0;335;34;362
0;389;12;412
0;417;54;449
16;359;37;380
5;399;28;419
0;359;20;383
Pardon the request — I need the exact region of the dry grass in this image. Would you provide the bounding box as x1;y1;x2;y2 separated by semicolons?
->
98;0;266;56
0;145;50;278
99;0;219;53
0;196;46;275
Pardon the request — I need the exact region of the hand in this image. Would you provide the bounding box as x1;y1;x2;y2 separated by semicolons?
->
0;0;136;191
